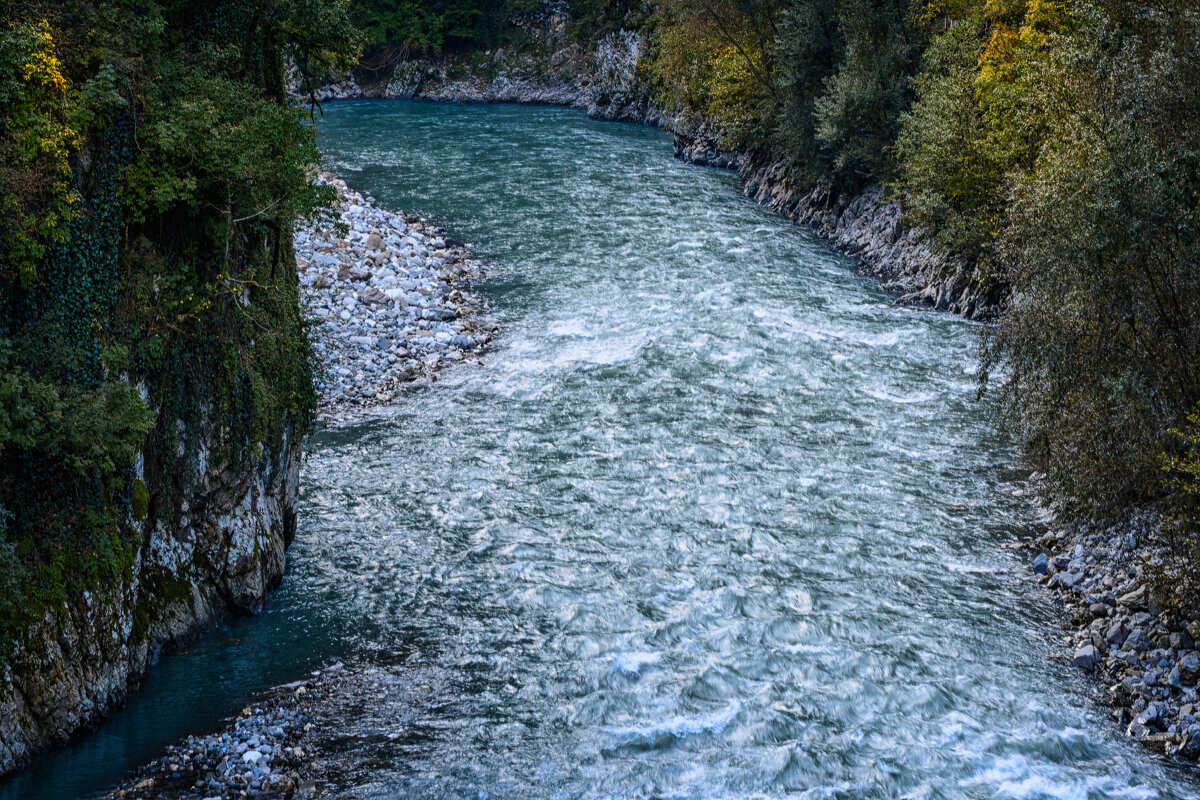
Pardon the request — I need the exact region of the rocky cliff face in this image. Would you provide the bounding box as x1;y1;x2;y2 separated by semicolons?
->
666;125;998;320
295;17;667;127
0;426;301;776
733;156;1001;321
388;26;666;126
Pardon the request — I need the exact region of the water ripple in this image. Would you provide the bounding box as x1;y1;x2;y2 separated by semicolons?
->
286;101;1196;799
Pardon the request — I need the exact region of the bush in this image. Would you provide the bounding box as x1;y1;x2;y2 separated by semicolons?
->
983;4;1200;515
773;0;839;174
897;14;1000;262
648;0;921;184
1160;406;1200;616
812;0;923;183
649;0;782;151
0;0;356;655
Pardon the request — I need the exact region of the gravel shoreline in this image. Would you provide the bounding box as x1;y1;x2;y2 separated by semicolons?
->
103;665;363;800
295;174;494;418
1028;504;1200;760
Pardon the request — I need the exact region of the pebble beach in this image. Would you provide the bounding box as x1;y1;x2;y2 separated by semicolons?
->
294;175;493;415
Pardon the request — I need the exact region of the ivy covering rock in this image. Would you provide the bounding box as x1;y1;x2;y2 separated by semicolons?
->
0;0;360;775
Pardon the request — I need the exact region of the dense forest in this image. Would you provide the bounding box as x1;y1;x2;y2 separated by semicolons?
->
0;0;358;659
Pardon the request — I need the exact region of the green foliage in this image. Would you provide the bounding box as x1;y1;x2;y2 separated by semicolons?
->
1165;409;1200;515
0;353;151;482
352;0;543;59
0;18;81;289
568;0;646;38
350;0;647;61
0;0;355;658
982;3;1200;517
131;479;149;521
650;0;783;150
773;0;839;174
898;1;1069;270
283;0;364;99
704;44;775;147
1160;406;1200;617
648;0;923;180
897;13;1001;263
0;340;152;648
811;0;923;183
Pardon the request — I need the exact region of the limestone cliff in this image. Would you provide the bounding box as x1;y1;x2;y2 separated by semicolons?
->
0;428;301;776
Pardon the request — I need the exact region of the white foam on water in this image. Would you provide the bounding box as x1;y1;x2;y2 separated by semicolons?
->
608;651;662;676
604;703;741;744
546;318;593;338
865;386;936;404
963;756;1159;800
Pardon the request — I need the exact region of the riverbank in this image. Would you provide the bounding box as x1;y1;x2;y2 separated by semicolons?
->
99;179;493;798
295;175;492;419
92;96;1200;800
101;664;342;799
0;429;303;780
292;30;993;324
104;659;443;800
1028;507;1200;759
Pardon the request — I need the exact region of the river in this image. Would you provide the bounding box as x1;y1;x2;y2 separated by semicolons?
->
4;100;1196;799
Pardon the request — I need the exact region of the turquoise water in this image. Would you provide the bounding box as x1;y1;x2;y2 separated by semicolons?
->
4;100;1197;799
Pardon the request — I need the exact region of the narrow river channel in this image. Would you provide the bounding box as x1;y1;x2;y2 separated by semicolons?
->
5;100;1197;799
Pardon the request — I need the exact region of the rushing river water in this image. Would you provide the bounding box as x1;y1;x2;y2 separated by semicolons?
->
6;100;1199;800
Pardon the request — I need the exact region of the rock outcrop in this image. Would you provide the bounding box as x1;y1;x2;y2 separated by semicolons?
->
670;129;1001;321
0;426;302;776
381;28;666;127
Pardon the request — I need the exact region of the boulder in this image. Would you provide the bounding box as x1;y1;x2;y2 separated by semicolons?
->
1104;621;1130;646
1118;585;1148;611
1179;651;1200;686
1180;725;1200;758
360;287;390;306
1072;644;1099;670
337;265;371;282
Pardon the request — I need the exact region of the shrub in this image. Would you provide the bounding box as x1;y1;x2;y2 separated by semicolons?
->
1160;406;1200;616
0;0;357;658
897;14;1000;262
983;4;1200;515
812;0;923;184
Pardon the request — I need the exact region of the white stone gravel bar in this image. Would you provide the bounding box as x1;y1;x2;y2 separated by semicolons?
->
294;174;492;415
